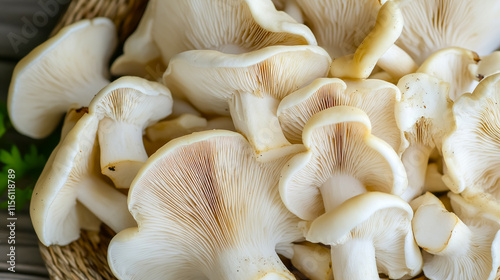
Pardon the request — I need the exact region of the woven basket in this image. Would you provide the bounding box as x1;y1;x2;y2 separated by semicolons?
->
38;0;147;279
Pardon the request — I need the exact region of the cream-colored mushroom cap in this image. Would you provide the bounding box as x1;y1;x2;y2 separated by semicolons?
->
163;45;331;156
417;47;481;101
108;130;302;280
30;113;135;246
89;76;173;189
412;192;500;280
290;242;332;280
8;18;116;139
396;73;453;201
280;106;407;221
305;192;422;280
111;0;316;78
397;0;500;63
442;73;500;215
278;77;403;153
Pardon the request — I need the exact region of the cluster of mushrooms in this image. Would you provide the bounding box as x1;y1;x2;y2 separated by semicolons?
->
7;0;500;279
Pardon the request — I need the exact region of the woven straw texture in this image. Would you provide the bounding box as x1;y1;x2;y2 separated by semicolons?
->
50;0;148;42
39;225;116;280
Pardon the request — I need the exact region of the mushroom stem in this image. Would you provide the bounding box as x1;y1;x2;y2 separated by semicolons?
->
77;176;136;233
320;174;366;212
98;118;149;188
330;238;379;280
229;91;292;154
211;247;294;280
377;45;418;80
400;143;433;201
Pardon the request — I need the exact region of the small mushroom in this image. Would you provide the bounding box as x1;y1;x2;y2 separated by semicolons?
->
305;192;422;280
8;18;116;138
163;45;331;159
88;76;173;189
395;73;454;201
417;47;481;101
412;192;500;280
289;242;332;280
280;106;407;221
277;77;403;153
30;113;135;246
108;130;303;279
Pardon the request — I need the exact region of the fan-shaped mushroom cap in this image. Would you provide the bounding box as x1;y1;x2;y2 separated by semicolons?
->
397;0;500;63
163;45;331;156
396;73;453;201
305;192;422;280
417;47;481;101
30;113;135;246
111;0;315;77
108;130;302;280
8;18;116;139
88;76;172;189
277;77;403;153
280;106;407;221
412;192;500;280
442;73;500;215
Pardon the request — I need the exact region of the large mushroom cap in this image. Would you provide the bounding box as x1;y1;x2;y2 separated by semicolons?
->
397;0;500;63
112;0;316;78
108;130;302;280
442;73;500;214
8;18;116;139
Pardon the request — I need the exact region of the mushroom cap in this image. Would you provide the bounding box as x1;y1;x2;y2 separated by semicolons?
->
88;76;173;188
413;192;500;280
30;113;99;245
89;76;172;127
417;47;481;101
295;0;380;58
396;73;453;151
442;73;500;214
112;0;316;77
397;0;500;63
278;77;403;153
305;192;422;279
8;18;116;138
163;45;331;115
108;130;302;280
280;106;407;221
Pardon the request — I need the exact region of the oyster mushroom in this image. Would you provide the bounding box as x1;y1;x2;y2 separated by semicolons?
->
8;17;116;138
108;130;303;280
163;45;330;159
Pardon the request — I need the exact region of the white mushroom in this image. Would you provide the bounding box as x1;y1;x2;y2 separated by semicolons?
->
163;45;330;159
442;73;500;216
396;73;453;201
398;0;500;63
412;192;500;280
277;77;403;153
108;130;303;280
88;76;173;189
111;0;316;78
30;113;135;246
305;192;422;280
7;18;116;138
